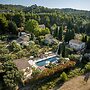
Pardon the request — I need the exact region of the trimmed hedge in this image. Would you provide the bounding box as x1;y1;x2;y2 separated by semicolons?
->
25;61;76;84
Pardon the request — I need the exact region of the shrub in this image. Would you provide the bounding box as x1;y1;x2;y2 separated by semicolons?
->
85;62;90;72
81;56;90;64
40;27;50;36
16;50;26;59
10;40;22;52
65;47;74;56
0;35;8;41
37;36;45;45
60;72;68;82
0;47;9;54
51;44;58;52
3;61;23;90
30;61;75;82
26;44;40;57
68;68;83;78
58;57;66;64
31;68;41;77
0;54;13;62
8;21;18;35
68;54;80;61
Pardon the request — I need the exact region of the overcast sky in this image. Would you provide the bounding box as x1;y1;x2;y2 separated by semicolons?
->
0;0;90;11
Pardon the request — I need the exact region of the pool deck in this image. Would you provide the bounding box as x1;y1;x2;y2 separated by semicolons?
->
28;54;58;69
34;54;57;63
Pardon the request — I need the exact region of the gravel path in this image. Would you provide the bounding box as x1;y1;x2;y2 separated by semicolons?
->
58;74;90;90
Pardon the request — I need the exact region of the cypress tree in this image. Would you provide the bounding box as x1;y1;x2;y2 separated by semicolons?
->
62;42;66;57
86;37;90;49
58;26;63;41
64;29;70;42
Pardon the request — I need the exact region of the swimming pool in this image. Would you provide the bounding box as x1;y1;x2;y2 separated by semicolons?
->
35;56;59;67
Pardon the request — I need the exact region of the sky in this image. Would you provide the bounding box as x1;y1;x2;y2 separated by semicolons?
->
0;0;90;11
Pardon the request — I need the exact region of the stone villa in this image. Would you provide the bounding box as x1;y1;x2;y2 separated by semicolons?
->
69;39;85;51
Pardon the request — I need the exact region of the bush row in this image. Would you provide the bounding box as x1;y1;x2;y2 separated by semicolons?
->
25;61;76;84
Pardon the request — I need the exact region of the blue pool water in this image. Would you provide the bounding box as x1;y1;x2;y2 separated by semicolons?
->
36;56;58;67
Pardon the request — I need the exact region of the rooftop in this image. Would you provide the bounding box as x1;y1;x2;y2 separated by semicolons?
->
69;39;84;44
39;24;45;29
13;58;30;70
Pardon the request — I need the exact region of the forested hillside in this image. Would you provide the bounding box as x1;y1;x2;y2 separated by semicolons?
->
0;4;90;16
0;4;90;90
0;4;90;35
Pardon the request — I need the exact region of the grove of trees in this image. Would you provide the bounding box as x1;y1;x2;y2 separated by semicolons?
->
0;4;90;90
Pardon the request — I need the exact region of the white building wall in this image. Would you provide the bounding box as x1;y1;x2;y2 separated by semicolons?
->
69;41;85;50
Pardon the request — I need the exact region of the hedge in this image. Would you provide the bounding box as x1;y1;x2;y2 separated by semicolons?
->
24;61;76;84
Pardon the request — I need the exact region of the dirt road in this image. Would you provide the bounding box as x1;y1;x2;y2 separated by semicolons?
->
58;75;90;90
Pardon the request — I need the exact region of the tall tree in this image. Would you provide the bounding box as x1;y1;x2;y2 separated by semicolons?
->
51;24;57;35
40;27;50;36
57;43;62;55
4;13;13;21
67;20;73;29
64;29;75;42
86;23;90;35
25;19;40;36
8;21;18;35
86;37;90;49
3;61;23;90
58;26;63;41
70;29;75;39
12;13;25;27
62;42;66;57
54;27;58;38
64;29;70;42
0;15;8;34
82;34;87;42
43;16;50;27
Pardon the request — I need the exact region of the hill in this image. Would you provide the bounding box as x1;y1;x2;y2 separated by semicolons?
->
0;4;25;12
0;4;90;17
